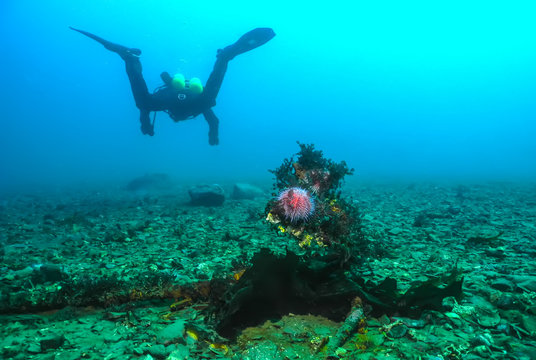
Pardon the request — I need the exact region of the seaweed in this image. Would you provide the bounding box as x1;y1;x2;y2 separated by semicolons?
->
265;142;364;254
207;249;464;339
268;142;354;198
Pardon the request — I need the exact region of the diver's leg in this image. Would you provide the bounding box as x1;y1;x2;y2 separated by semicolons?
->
203;109;219;146
124;57;156;135
71;27;155;135
202;28;276;103
124;56;151;108
70;26;148;103
202;57;229;105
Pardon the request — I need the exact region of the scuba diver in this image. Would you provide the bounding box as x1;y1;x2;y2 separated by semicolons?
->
70;27;275;145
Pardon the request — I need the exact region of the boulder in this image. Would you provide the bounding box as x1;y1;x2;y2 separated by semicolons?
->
188;184;225;206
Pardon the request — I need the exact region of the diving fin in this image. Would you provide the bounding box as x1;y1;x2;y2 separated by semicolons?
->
69;27;141;58
218;28;276;60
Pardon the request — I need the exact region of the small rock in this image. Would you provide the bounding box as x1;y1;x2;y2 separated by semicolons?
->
27;343;42;354
511;344;536;359
398;317;426;328
470;333;493;347
1;344;24;358
512;275;536;292
490;278;515;292
476;307;501;328
15;266;34;279
167;344;190;360
242;341;284;360
484;248;506;259
387;323;408;338
40;333;65;351
520;314;536;334
367;333;385;347
148;344;168;359
388;227;403;235
238;234;251;242
527;304;536;316
495;294;519;310
104;332;122;343
54;350;84;360
473;345;490;357
156;320;185;344
34;264;65;284
132;343;151;355
442;296;457;311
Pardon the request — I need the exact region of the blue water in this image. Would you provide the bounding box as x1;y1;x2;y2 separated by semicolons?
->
2;0;535;190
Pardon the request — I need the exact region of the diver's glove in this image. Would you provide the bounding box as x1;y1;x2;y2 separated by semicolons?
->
204;110;219;145
209;130;219;146
141;122;154;136
140;111;154;136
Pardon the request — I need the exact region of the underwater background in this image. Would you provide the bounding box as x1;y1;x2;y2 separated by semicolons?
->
2;0;535;191
2;2;536;359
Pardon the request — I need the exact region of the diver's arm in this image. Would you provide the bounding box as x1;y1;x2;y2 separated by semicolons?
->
203;109;219;146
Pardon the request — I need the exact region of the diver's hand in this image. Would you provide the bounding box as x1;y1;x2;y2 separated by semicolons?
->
209;130;219;145
209;134;219;146
141;122;154;136
140;111;154;136
203;110;219;145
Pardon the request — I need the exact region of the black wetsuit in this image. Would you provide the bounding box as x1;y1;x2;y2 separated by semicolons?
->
70;27;275;145
124;53;226;145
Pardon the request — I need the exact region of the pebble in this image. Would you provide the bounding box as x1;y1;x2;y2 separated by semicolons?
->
475;307;501;328
508;275;536;292
387;324;408;338
40;333;65;351
148;344;168;359
495;294;519;310
27;343;41;354
490;278;515;292
388;227;403;235
520;314;536;334
104;333;122;343
442;296;457;311
167;344;190;360
54;350;84;360
156;320;185;344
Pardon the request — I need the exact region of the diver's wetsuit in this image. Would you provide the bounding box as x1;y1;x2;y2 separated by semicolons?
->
124;53;227;145
70;27;275;145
